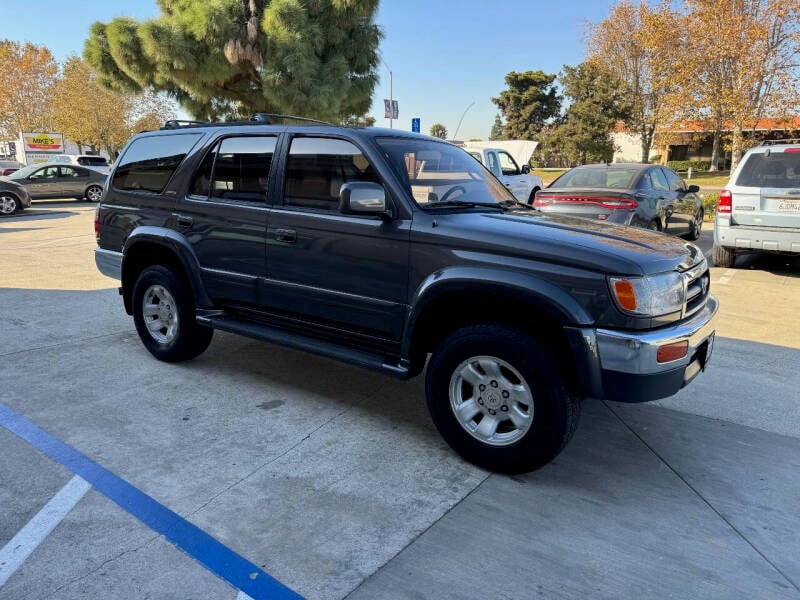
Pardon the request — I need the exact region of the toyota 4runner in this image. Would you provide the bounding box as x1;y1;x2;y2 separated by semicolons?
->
94;115;718;473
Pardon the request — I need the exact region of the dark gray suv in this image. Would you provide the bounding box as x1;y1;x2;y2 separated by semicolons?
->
94;115;718;473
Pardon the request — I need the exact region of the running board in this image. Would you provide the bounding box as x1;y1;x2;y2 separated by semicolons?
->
196;314;411;379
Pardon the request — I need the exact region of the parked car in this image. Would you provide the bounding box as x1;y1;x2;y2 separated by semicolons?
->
94;116;717;473
50;154;111;174
0;178;32;216
3;162;106;202
463;146;543;204
534;164;705;240
0;160;22;176
713;140;800;267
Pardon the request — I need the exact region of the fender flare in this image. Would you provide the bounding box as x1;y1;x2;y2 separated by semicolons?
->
402;265;595;357
121;227;212;311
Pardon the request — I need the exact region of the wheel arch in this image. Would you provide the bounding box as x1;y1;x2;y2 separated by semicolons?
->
121;228;211;314
403;268;593;379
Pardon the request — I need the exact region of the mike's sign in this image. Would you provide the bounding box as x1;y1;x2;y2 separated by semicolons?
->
22;132;64;153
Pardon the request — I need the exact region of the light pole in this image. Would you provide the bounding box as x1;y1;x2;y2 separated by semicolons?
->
452;101;475;143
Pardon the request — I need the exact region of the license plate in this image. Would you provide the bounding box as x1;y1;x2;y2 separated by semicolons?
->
777;198;800;212
704;332;715;369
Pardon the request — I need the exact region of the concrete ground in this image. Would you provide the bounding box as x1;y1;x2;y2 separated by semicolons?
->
1;202;798;600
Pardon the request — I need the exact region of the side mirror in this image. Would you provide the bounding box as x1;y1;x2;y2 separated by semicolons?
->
521;164;531;174
687;184;700;193
339;182;391;218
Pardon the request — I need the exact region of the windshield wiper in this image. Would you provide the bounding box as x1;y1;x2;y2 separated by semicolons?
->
424;200;506;211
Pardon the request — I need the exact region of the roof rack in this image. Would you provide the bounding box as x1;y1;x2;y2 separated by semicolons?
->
161;113;332;130
248;113;332;125
761;138;800;146
162;119;210;129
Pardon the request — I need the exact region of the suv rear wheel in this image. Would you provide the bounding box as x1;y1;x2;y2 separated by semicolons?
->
425;323;581;473
132;264;213;362
712;244;736;268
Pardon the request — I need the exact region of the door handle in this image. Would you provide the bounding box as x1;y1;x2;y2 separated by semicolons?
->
274;228;297;243
173;213;193;227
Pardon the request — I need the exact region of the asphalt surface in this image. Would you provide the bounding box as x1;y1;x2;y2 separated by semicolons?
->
1;202;799;600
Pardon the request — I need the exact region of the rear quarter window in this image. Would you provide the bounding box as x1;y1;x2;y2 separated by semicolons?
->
113;133;203;193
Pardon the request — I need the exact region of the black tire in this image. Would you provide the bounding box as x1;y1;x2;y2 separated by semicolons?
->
712;243;736;268
686;209;704;241
0;192;20;216
132;264;213;362
425;323;581;473
85;184;103;202
631;216;659;231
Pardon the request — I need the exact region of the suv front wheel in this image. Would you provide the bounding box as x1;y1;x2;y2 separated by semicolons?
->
425;323;581;473
132;264;213;362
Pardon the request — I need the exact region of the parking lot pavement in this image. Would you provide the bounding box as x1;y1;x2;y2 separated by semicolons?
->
2;207;799;599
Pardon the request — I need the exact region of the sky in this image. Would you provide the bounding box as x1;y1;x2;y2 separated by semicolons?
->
0;0;621;140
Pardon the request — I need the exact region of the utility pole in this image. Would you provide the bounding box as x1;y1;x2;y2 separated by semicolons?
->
389;68;393;129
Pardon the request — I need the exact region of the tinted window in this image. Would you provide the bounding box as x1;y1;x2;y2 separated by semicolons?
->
77;156;108;166
31;166;59;179
59;166;81;177
113;133;202;193
190;136;276;201
650;168;670;191
736;153;800;188
551;167;639;189
662;168;686;191
284;137;380;211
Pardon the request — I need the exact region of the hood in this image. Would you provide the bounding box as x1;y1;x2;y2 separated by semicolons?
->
426;207;703;276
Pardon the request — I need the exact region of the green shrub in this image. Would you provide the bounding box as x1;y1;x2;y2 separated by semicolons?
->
666;160;711;172
649;154;662;164
699;192;719;217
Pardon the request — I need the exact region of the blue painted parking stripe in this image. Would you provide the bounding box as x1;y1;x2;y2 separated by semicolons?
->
0;403;303;600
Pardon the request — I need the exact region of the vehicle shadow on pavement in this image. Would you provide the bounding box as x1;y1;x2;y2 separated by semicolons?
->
731;251;800;277
349;399;800;599
1;209;81;223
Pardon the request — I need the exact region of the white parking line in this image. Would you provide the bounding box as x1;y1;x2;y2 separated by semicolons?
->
0;475;91;586
237;592;255;600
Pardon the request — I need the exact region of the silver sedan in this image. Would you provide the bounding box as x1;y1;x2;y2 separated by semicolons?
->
2;162;107;202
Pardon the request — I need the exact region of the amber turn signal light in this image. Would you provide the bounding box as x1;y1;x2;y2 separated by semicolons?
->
613;280;637;311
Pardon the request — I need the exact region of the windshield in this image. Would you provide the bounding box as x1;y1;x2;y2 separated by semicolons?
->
376;138;514;207
550;167;640;190
8;164;43;179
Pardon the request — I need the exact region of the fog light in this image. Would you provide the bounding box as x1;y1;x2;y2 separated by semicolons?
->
657;341;689;363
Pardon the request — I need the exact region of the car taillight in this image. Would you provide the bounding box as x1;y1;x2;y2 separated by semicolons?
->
718;189;732;214
534;194;637;210
783;147;800;153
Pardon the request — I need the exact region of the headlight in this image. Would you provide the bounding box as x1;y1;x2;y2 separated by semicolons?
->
608;272;685;317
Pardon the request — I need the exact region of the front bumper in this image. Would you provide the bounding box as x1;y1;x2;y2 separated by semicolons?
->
567;295;719;402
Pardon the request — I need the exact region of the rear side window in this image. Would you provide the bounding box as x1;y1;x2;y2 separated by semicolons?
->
190;136;276;202
736;152;800;188
113;133;202;193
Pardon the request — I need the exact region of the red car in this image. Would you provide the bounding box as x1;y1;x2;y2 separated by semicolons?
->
0;160;22;176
